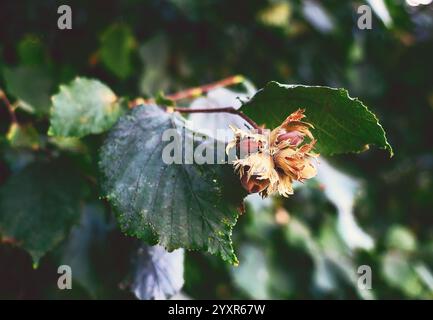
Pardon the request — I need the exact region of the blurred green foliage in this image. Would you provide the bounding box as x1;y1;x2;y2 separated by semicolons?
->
1;0;433;299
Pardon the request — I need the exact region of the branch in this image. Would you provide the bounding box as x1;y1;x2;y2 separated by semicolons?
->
133;75;245;106
0;89;17;124
128;76;261;131
173;106;261;131
166;75;244;101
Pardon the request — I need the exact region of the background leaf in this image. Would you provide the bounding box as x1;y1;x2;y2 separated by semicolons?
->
6;123;40;149
49;77;125;138
240;81;393;156
230;244;271;299
0;161;86;265
17;34;46;66
1;0;431;300
131;245;184;300
3;66;52;114
100;24;135;79
62;203;113;298
100;105;246;265
139;35;170;96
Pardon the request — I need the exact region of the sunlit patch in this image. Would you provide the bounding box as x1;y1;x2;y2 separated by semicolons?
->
406;0;433;6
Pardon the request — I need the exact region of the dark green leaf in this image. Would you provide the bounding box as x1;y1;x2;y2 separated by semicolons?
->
240;81;393;156
62;203;114;298
3;66;52;114
100;24;135;79
17;35;46;66
0;161;86;265
139;35;170;96
100;105;245;265
49;77;125;138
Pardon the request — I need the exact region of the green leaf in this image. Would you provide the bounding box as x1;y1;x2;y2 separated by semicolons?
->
132;245;184;300
381;252;424;298
366;0;393;28
6;123;40;149
3;66;52;114
231;244;271;299
48;136;88;153
257;2;291;28
385;225;417;252
49;77;125;138
139;35;170;96
17;35;46;66
99;105;245;265
155;91;175;106
240;81;393;156
62;203;115;298
100;24;135;79
0;161;86;265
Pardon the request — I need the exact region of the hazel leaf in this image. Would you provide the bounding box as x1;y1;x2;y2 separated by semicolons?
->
99;105;246;265
240;81;393;156
49;77;125;138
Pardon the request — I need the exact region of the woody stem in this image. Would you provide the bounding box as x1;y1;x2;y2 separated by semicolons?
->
0;89;17;124
166;75;244;101
131;75;244;107
173;106;261;131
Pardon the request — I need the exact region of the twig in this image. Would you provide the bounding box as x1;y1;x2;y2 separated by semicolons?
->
0;89;17;123
166;75;244;101
128;76;261;131
1;236;19;245
134;75;245;106
173;106;261;131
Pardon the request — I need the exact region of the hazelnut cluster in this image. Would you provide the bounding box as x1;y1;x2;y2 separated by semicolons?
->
226;109;318;197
